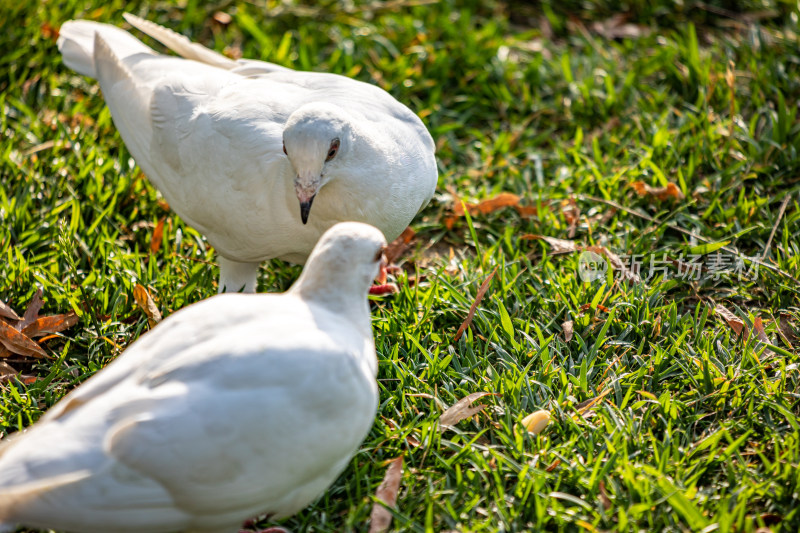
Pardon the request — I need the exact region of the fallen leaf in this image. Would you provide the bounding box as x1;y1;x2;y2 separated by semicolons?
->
439;391;495;428
444;193;542;228
546;459;561;472
561;199;580;238
0;320;47;359
584;245;641;282
453;266;498;342
385;227;416;265
562;320;574;343
19;289;44;330
368;455;404;533
574;389;612;418
150;217;166;254
714;304;746;337
590;14;650;39
778;313;797;344
0;299;21;321
520;410;551;435
753;317;776;358
0;361;18;383
521;235;578;255
598;481;613;510
133;284;162;327
22;313;79;338
630;181;685;201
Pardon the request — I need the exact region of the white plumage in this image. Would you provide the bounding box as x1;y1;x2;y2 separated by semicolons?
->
0;222;386;533
57;14;437;292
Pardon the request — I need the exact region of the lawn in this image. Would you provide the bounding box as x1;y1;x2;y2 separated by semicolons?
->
2;0;800;531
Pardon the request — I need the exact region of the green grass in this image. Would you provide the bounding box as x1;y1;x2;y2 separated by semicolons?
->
2;0;800;531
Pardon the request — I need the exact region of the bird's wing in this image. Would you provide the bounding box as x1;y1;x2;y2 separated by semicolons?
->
105;316;375;517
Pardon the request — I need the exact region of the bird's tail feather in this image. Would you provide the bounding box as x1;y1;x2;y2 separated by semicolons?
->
57;19;154;78
122;13;236;70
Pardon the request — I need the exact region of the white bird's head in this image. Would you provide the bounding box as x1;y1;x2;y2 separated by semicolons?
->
293;222;388;303
283;103;352;224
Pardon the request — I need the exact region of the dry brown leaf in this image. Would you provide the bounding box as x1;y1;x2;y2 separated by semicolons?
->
590;14;650;39
453;266;498;342
133;284;162;327
575;389;613;418
563;320;574;342
0;320;47;359
630;181;685;201
19;289;44;330
385;227;416;265
561;198;580;238
599;480;613;511
0;361;18;383
753;317;776;358
778;313;797;344
22;313;79;338
439;391;495;428
150;217;166;254
714;304;746;337
584;245;641;282
445;193;542;228
521;234;578;255
368;455;404;533
0;299;21;321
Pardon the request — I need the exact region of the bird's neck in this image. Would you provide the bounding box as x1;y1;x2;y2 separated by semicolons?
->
291;271;373;334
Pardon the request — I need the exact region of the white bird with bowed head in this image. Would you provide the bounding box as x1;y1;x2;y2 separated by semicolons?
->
57;14;437;293
0;222;387;533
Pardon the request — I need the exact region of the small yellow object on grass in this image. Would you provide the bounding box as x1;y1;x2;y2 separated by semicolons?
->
520;410;551;436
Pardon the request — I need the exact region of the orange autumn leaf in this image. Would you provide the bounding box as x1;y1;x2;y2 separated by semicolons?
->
445;193;542;229
133;284;162;327
22;313;79;338
150;217;166;254
714;304;746;337
384;227;416;265
630;181;685;201
0;320;48;359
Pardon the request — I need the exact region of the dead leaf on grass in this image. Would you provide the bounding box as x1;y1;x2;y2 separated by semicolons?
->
444;193;542;229
453;266;498;342
385;227;416;265
368;455;404;533
19;289;44;330
521;234;579;255
630;181;685;201
714;304;746;337
439;391;496;428
150;217;166;254
778;313;797;344
0;320;48;359
562;320;574;343
22;313;79;338
133;284;162;327
0;300;21;321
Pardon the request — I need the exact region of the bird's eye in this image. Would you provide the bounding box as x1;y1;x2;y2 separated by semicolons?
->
282;142;287;155
326;138;340;162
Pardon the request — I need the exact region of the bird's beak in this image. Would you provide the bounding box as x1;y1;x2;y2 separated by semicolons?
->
376;253;388;285
299;194;315;225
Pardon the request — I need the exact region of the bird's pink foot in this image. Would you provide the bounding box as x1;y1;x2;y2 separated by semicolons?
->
369;283;399;295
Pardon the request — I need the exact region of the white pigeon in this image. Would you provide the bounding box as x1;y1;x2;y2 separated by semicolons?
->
0;222;386;533
57;14;437;292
